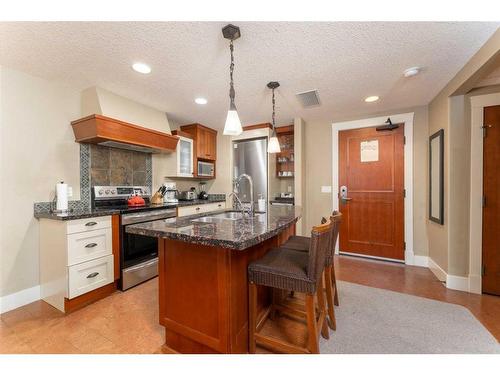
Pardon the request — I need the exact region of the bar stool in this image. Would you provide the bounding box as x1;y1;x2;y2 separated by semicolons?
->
247;221;333;354
281;212;342;330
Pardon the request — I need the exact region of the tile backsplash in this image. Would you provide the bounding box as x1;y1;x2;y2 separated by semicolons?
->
90;145;152;187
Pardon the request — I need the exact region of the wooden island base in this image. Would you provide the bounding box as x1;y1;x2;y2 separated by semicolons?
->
158;223;296;354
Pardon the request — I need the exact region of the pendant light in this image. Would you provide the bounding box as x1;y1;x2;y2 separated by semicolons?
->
267;81;281;153
222;24;243;136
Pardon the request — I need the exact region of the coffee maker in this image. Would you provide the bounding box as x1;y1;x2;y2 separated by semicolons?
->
163;182;178;203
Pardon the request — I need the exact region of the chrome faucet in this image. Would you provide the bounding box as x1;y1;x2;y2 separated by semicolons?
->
231;173;254;215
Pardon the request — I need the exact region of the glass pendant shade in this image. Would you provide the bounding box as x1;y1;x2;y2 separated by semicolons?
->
268;131;281;153
223;102;243;136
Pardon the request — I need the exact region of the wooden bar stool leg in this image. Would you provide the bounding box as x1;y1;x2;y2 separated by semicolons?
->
317;277;329;340
324;265;337;330
249;282;257;354
332;265;339;306
305;293;319;354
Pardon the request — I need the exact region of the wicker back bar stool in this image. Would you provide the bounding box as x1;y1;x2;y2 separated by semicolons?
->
281;212;342;330
247;221;333;354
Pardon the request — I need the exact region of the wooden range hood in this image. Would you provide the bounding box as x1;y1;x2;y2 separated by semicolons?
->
71;114;179;153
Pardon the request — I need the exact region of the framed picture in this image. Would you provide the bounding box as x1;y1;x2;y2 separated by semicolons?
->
429;129;444;224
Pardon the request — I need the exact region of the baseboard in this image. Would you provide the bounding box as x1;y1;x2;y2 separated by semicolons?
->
405;251;429;267
468;274;481;294
428;257;447;282
446;275;469;292
0;285;41;314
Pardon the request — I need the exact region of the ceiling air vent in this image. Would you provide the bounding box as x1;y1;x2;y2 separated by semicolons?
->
296;89;321;107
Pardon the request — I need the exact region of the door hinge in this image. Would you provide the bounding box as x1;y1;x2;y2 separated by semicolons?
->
403;242;406;250
481;124;492;138
403;136;406;145
482;264;486;276
482;195;486;207
403;189;406;198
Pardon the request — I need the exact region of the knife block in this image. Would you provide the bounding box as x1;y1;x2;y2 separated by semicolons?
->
151;192;164;205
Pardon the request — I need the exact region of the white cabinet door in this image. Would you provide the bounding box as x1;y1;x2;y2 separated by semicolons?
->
177;136;193;177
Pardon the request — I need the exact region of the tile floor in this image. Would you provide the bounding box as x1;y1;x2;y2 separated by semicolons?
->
1;255;498;354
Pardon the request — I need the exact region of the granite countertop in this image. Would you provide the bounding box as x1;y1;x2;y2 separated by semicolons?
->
34;198;226;221
125;205;302;250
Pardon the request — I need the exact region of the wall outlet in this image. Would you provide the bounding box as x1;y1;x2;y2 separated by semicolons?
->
321;185;332;193
288;186;292;192
67;186;73;197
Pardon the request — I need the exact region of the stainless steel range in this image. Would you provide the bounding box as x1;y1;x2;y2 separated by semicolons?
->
92;186;177;290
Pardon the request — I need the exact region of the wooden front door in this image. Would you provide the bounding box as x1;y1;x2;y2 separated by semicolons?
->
482;105;500;296
338;124;405;260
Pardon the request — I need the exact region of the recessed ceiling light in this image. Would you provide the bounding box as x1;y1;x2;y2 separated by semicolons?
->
404;67;421;77
365;96;379;103
132;63;151;74
195;98;208;105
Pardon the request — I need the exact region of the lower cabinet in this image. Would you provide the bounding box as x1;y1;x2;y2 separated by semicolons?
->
39;215;115;313
177;201;227;217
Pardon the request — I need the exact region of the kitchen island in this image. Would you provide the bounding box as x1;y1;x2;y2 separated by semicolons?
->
126;206;301;353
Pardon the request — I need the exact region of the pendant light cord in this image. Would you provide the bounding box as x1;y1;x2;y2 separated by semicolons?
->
229;40;235;105
271;87;276;130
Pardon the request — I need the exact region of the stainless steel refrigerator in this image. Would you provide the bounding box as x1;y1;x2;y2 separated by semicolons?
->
232;137;268;210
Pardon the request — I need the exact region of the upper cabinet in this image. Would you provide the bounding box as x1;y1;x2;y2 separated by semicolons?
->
181;124;217;161
180;124;218;178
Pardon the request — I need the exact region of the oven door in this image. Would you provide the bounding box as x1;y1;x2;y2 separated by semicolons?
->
122;231;158;268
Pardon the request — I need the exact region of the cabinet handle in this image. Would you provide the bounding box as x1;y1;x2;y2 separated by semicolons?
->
196;207;201;211
85;243;98;248
86;272;99;279
218;204;222;207
85;221;98;227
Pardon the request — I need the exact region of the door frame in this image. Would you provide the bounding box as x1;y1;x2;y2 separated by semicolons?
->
331;112;415;265
469;93;500;294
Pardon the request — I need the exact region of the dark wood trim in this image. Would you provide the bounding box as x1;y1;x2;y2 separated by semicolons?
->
242;123;272;131
429;129;444;225
180;123;218;134
64;282;116;314
112;215;120;281
172;129;193;139
276;125;294;134
71;114;179;152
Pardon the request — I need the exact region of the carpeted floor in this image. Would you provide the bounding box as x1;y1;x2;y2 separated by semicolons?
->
319;281;500;354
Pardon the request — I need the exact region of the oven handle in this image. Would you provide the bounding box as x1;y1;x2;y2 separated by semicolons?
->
124;259;158;273
121;209;177;225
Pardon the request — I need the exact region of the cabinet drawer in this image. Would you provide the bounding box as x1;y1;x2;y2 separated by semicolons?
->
177;202;226;217
67;228;112;266
67;255;113;299
66;216;111;235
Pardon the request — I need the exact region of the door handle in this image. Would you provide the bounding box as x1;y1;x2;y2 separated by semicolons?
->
339;185;352;201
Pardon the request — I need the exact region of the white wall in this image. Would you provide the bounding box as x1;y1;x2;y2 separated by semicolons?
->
0;66;82;298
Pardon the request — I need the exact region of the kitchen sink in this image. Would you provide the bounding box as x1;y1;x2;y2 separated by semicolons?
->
191;211;264;223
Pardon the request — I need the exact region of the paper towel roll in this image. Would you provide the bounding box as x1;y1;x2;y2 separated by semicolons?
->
56;182;68;211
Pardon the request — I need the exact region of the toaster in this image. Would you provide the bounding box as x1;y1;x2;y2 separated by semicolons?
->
178;190;197;201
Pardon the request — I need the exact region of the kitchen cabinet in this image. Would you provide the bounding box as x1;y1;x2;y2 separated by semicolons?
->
180;123;218;177
177;201;227;217
39;215;115;313
177;136;194;177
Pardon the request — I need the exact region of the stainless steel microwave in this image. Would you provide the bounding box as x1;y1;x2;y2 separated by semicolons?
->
197;161;215;177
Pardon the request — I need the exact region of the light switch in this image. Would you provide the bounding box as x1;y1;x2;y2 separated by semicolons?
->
321;186;332;193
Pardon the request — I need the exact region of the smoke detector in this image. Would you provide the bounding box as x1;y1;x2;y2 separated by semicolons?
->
296;89;320;107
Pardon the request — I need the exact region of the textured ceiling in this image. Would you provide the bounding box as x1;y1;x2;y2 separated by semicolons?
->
0;22;498;128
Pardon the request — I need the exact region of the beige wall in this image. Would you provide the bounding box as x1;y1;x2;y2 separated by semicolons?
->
303;106;430;257
0;70;179;299
427;29;500;277
0;66;82;297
